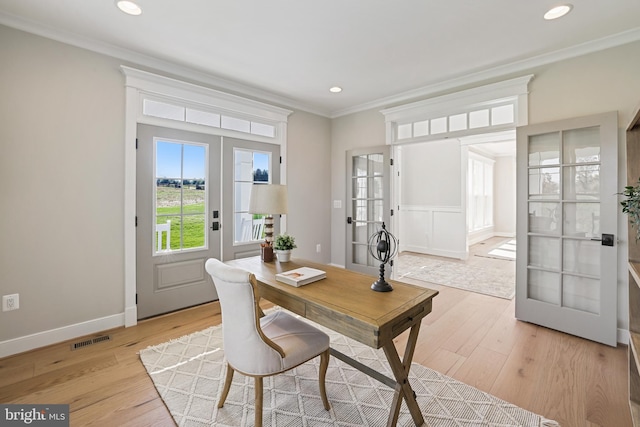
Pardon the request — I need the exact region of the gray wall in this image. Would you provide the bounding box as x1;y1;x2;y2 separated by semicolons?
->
329;40;640;334
286;111;332;263
330;109;386;266
0;25;332;347
0;26;126;341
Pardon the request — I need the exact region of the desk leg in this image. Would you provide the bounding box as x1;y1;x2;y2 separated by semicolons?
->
383;322;424;427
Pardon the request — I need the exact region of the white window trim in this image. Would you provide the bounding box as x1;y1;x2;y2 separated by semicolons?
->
121;66;292;326
381;75;533;144
384;75;532;261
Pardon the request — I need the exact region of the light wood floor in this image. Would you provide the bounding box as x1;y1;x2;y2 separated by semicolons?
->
0;241;631;427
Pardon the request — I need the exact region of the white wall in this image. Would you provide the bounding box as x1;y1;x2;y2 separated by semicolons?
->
398;140;466;258
330;40;640;337
494;155;517;236
0;25;332;355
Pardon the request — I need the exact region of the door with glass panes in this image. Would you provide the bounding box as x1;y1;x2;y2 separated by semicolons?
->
136;124;221;319
346;146;392;277
516;112;618;346
222;137;281;261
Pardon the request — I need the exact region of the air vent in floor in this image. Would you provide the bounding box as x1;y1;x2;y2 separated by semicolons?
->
71;335;111;350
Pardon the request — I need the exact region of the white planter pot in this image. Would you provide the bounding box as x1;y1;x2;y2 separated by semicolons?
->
276;249;292;262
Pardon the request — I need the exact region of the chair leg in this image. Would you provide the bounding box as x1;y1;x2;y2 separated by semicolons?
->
254;376;263;427
217;364;235;408
319;349;331;410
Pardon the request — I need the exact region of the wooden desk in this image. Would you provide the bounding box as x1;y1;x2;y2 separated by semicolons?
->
226;257;438;427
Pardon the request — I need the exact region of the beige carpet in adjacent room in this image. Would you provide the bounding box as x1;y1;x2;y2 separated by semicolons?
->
140;312;557;426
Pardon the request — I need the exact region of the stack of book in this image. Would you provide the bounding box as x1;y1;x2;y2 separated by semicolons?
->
275;267;326;287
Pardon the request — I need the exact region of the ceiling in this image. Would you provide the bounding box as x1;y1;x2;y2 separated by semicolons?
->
1;0;639;117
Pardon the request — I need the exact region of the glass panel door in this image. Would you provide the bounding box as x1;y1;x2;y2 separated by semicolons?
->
516;112;618;346
346;146;392;276
222;137;280;261
136;124;220;319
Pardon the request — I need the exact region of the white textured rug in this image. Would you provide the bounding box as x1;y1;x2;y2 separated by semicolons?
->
395;254;515;300
140;313;557;426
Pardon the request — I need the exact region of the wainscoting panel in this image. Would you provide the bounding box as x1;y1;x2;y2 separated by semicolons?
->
399;205;467;259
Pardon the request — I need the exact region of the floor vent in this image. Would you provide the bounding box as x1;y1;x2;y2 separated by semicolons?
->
71;335;111;351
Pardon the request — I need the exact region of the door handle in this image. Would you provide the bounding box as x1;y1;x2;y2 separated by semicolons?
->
210;221;220;231
347;217;352;224
591;233;614;246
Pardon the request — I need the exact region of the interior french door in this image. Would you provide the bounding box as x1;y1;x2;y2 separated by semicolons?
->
516;112;618;346
136;124;221;319
346;146;392;276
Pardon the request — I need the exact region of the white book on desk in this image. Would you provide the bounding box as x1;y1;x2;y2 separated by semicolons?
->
275;267;326;287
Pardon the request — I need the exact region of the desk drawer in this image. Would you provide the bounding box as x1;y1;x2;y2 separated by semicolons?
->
378;300;432;344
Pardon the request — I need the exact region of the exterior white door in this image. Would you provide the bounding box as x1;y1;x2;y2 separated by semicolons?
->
346;146;393;277
516;112;618;346
136;124;221;319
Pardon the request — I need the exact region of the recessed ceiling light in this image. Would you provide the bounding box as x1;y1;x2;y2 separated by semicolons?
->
544;4;572;20
329;86;342;93
116;0;142;16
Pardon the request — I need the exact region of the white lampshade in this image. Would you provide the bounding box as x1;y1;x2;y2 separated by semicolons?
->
248;184;288;215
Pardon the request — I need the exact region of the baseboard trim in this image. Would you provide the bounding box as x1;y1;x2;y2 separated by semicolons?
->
0;313;125;358
125;305;137;327
618;328;630;345
402;245;467;260
493;232;516;238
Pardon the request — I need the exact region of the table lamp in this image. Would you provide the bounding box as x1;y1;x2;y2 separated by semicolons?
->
248;184;288;249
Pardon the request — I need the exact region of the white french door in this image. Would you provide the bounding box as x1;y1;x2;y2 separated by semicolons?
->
516;112;618;346
346;146;393;277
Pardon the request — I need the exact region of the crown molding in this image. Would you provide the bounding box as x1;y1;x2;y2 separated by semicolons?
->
330;27;640;118
1;10;638;121
0;11;331;117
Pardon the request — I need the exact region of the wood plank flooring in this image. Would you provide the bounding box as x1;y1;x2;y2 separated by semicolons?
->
0;241;632;426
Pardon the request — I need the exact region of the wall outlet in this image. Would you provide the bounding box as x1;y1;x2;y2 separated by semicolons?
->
2;294;19;312
316;244;321;253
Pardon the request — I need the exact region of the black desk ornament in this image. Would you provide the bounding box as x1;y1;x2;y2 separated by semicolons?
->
367;222;398;292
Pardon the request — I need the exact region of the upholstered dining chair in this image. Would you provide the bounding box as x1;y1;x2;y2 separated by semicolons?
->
204;258;331;427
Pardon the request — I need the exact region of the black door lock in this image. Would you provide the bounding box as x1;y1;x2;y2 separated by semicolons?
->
601;233;614;246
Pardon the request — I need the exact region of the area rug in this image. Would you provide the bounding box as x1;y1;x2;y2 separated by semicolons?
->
395;254;515;300
140;312;557;426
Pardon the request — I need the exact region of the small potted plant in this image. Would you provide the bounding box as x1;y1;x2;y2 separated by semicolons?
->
621;178;640;241
274;233;297;262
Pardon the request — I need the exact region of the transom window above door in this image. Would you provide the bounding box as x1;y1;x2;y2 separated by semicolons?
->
143;98;277;138
381;75;532;144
